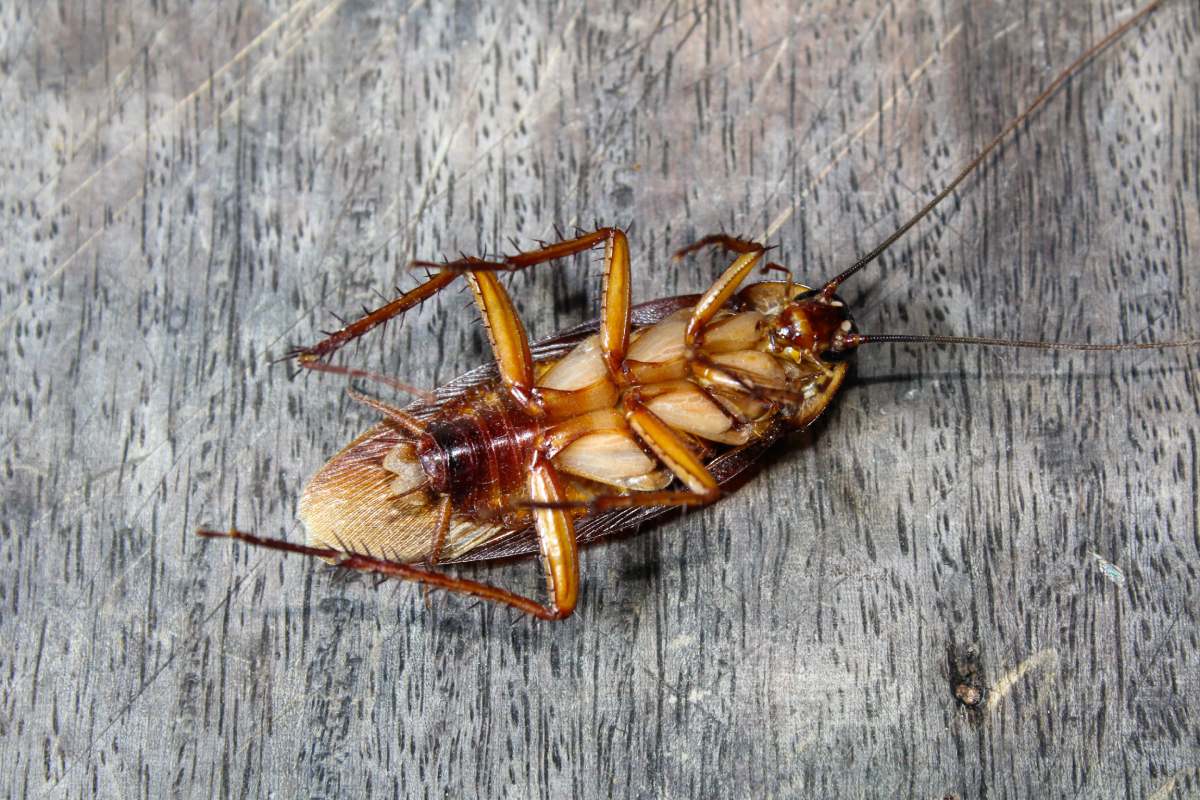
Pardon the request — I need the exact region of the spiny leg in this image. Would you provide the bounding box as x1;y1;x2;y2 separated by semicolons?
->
293;269;459;365
672;233;767;260
466;270;544;416
672;234;770;349
439;228;634;385
598;231;632;384
623;391;720;500
672;236;773;427
197;527;572;621
683;240;766;347
427;226;626;272
463;226;636;412
294;228;633;385
527;453;579;619
289;231;601;364
200;448;581;620
760;262;796;298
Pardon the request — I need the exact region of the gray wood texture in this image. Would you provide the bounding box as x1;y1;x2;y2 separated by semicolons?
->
3;1;1198;797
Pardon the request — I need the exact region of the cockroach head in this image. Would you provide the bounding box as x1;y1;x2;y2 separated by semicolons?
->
767;287;858;363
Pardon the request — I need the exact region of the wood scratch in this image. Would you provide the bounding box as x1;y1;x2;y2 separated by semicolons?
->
759;23;964;242
35;0;320;240
1148;767;1198;800
986;648;1057;712
1;0;346;337
384;2;565;250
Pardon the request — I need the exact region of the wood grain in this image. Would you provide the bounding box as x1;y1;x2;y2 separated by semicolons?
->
3;0;1198;797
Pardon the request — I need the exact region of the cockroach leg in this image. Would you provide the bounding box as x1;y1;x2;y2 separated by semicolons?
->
598;231;633;385
671;234;767;260
291;269;459;364
690;354;777;409
528;453;579;618
760;262;795;299
541;409;628;459
502;227;624;270
410;256;511;272
416;227;624;272
466;271;545;417
297;228;635;402
345;388;428;436
623;392;721;500
430;228;635;385
684;244;767;347
197;528;573;621
302;362;439;404
464;227;638;411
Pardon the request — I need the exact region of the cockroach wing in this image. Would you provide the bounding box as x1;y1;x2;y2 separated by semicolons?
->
299;423;505;563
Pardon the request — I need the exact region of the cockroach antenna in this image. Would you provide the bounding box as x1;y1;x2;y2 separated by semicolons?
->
819;1;1199;355
822;1;1162;300
840;332;1200;354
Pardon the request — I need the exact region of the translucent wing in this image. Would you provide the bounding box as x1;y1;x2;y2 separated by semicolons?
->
299;423;504;563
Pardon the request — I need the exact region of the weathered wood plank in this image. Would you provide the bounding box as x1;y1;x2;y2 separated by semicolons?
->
2;1;1198;797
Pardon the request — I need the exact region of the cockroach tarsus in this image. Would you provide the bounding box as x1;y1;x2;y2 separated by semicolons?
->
199;0;1195;621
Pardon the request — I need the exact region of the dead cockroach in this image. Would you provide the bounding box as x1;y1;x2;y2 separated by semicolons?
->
199;0;1195;621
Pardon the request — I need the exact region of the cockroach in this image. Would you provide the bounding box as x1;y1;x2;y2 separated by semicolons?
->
199;0;1196;621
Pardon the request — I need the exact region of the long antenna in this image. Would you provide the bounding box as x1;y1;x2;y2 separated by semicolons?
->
845;333;1200;352
820;0;1163;301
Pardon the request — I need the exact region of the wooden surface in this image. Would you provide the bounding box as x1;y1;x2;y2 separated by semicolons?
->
3;1;1198;797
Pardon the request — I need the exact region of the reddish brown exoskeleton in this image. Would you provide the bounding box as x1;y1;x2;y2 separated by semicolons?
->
199;0;1194;620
